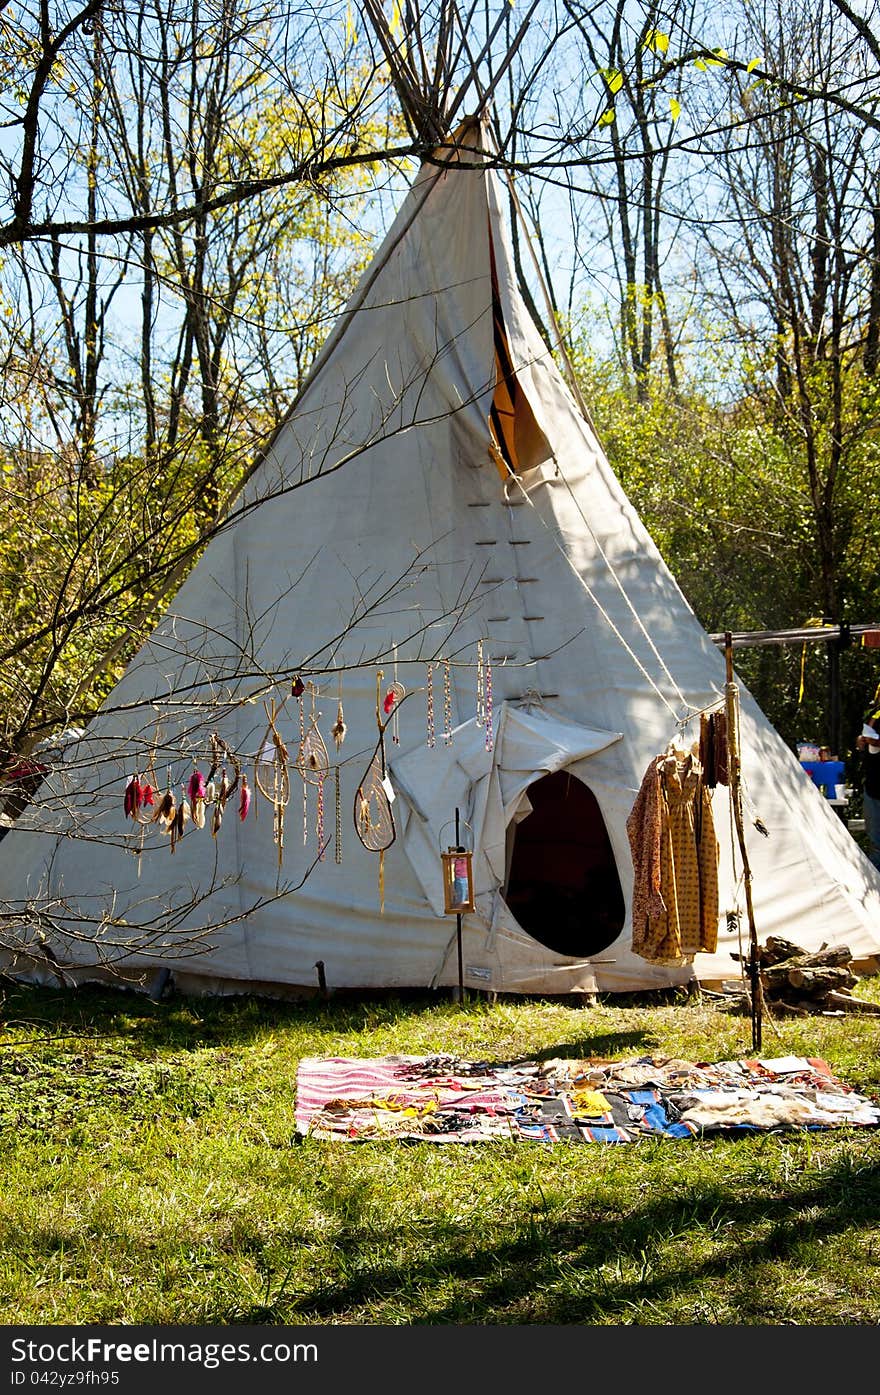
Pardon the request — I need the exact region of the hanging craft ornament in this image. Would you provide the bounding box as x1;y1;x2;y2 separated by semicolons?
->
426;663;435;748
297;682;330;784
171;794;191;853
136;777;155;819
317;775;326;859
443;657;453;746
128;726;161;876
123;774;142;820
383;680;406;744
297;684;306;844
239;773;251;821
255;700;291;867
389;644;405;744
205;732;241;839
296;681;330;852
353;670;397;912
212;769;230;838
151;772;176;837
187;768;207;829
476;639;485;727
331;672;347;751
485;657;494;753
335;765;342;865
124;772;156;826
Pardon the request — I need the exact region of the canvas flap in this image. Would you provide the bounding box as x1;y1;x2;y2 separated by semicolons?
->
390;702;622;918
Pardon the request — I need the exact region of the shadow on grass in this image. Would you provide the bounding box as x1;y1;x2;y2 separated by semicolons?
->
1;975;692;1056
1;980;668;1063
0;981;469;1051
532;1032;656;1060
224;1142;880;1324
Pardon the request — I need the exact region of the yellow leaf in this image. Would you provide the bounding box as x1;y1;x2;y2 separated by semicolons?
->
669;96;681;121
644;29;669;55
598;107;615;126
747;57;761;72
695;47;728;70
598;66;623;94
389;0;402;37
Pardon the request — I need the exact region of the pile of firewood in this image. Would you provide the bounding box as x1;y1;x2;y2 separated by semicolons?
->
734;936;880;1016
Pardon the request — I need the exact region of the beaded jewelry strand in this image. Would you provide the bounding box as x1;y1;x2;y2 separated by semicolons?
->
426;663;435;748
335;765;342;864
443;658;453;746
485;659;494;752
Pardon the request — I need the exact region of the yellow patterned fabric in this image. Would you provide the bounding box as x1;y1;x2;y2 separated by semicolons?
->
627;753;719;964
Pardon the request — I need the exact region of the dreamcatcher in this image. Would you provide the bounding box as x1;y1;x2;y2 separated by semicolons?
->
296;681;331;858
354;669;400;912
255;699;291;868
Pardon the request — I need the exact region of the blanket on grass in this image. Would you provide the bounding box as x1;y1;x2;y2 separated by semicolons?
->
294;1052;880;1143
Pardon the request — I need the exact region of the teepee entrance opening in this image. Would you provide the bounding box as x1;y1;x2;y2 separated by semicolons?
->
504;770;625;958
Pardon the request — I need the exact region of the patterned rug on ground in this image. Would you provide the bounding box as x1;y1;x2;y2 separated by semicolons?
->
294;1053;880;1143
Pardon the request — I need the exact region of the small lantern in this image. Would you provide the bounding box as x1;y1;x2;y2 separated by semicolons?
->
441;843;475;915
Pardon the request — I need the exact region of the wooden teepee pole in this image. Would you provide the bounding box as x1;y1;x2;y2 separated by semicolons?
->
725;632;763;1052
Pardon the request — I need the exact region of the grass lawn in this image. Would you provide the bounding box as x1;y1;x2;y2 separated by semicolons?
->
2;976;880;1325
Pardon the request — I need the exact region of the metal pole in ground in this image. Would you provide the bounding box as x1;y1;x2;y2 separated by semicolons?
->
455;805;464;1004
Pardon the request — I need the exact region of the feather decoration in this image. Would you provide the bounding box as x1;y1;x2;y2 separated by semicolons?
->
123;775;139;819
331;701;347;750
187;769;207;828
187;769;206;803
171;797;190;853
152;786;176;834
239;774;251;821
211;770;230;838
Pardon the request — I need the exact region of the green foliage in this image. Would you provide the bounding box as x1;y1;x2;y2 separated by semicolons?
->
570;324;880;754
0;24;395;754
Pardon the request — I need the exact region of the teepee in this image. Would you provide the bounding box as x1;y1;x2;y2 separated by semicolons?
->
1;88;879;998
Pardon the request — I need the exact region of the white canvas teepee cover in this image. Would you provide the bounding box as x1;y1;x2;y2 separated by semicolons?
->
1;118;879;997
